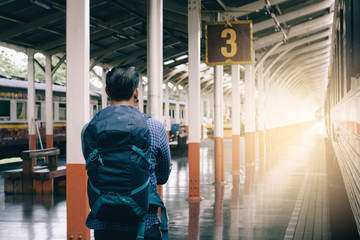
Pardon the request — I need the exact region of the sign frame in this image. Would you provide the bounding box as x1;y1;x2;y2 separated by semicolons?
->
205;20;253;66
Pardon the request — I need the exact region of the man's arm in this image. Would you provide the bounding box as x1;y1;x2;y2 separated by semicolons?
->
154;121;171;185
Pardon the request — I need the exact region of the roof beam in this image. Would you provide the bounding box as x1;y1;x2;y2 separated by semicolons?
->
264;39;330;76
90;35;147;59
223;0;289;18
255;13;333;50
275;49;330;84
253;0;333;33
0;11;64;41
44;17;142;53
269;42;330;82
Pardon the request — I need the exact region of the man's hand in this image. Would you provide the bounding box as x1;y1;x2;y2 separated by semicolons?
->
169;161;173;174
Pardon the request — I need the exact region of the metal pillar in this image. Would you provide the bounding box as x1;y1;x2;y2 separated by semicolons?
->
66;0;90;239
270;84;278;149
187;0;202;200
185;89;189;138
214;65;224;184
164;86;170;137
206;94;211;125
164;86;169;118
200;93;204;139
147;0;163;121
27;53;36;150
45;54;53;149
138;75;144;113
101;68;107;110
257;63;265;178
175;89;180;124
258;64;265;156
148;0;164;199
264;74;271;165
244;64;256;167
231;65;241;173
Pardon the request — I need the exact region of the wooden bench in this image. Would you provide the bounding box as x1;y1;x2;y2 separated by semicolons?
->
2;169;23;194
2;148;66;194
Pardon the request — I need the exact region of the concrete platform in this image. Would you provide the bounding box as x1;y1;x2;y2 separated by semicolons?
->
0;123;331;239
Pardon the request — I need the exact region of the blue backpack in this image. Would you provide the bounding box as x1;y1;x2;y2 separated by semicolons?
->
83;105;168;239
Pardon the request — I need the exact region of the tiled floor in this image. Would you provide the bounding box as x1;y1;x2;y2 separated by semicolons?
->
0;123;332;239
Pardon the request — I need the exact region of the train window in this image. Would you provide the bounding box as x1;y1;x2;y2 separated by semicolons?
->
16;102;27;120
0;100;10;121
35;102;41;120
59;103;66;121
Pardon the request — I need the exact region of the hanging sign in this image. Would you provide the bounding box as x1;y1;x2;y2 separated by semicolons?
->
206;20;253;66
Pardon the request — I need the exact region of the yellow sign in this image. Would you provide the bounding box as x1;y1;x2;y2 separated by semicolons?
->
206;20;253;66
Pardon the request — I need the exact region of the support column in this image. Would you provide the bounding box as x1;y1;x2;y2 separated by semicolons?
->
66;0;90;239
101;68;107;110
244;64;256;168
206;94;211;125
175;89;180;124
147;0;162;121
187;0;202;200
148;0;164;199
257;64;265;178
258;64;265;158
185;89;189;138
200;93;204;139
45;54;53;149
265;76;271;167
138;75;144;113
270;84;277;149
164;86;170;138
27;53;36;150
214;65;224;184
231;65;241;173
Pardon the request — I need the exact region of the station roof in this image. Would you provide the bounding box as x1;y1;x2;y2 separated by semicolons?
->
0;0;333;107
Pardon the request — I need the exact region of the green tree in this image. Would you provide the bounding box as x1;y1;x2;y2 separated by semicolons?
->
34;54;67;84
52;56;67;84
1;49;100;91
0;50;27;77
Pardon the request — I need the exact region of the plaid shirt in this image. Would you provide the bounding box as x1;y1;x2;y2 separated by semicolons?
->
83;115;171;232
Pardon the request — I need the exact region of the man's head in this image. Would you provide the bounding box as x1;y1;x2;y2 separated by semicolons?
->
106;65;139;102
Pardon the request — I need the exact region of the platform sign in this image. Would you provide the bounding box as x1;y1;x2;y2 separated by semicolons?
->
206;20;253;66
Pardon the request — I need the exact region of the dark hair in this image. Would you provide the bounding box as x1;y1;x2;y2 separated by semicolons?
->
106;65;139;101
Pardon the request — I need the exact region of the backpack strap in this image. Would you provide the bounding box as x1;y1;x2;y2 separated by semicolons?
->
131;179;150;195
131;145;150;165
136;218;146;240
86;148;104;167
148;187;168;240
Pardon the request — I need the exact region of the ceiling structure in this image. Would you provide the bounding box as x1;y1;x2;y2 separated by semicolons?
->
0;0;333;108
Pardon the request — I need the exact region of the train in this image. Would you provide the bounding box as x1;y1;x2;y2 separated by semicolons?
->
325;0;360;234
0;75;186;159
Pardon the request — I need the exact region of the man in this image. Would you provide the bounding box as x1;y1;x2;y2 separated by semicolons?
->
82;65;171;240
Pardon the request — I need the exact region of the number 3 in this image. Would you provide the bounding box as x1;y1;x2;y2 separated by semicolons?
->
221;28;237;58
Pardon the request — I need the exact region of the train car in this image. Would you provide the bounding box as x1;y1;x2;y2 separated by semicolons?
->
325;0;360;233
0;75;101;158
0;75;186;159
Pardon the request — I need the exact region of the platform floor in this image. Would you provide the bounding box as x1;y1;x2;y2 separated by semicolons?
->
0;123;331;239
